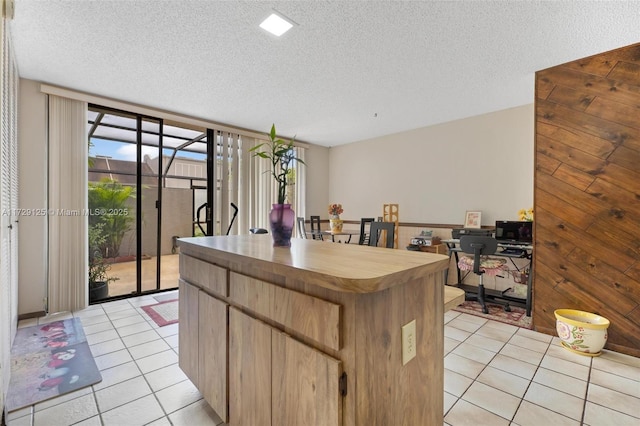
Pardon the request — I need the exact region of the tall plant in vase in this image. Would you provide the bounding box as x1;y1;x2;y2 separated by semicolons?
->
250;124;305;247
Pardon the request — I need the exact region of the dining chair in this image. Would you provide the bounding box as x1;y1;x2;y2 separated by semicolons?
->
358;217;375;245
296;217;308;239
368;221;395;248
310;215;323;241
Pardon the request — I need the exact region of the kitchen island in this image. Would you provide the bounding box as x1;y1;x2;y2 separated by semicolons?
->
177;234;451;425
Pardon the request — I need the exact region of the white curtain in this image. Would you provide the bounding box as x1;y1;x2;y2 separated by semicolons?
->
48;95;88;313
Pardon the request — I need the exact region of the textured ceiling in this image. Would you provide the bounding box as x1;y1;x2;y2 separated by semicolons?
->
9;1;640;147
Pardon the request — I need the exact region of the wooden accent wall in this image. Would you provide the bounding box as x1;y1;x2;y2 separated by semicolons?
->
534;43;640;357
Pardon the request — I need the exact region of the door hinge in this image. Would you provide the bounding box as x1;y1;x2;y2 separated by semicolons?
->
339;372;347;397
155;200;160;209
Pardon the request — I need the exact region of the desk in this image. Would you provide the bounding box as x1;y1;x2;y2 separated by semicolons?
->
407;243;447;254
322;229;361;243
444;239;533;316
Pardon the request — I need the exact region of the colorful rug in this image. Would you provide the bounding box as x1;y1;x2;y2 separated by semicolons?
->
142;299;178;327
6;318;102;412
453;300;533;329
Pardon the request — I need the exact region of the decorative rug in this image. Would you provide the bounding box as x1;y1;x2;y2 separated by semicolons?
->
142;299;178;327
6;318;102;412
453;301;533;329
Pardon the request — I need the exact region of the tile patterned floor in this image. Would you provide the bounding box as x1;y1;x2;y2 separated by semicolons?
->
6;294;640;425
443;310;640;426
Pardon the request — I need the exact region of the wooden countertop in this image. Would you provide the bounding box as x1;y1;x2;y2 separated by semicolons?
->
178;234;449;294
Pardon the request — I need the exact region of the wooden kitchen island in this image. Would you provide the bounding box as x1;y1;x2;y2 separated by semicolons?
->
177;234;451;426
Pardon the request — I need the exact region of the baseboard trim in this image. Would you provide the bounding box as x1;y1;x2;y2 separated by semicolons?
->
18;311;46;320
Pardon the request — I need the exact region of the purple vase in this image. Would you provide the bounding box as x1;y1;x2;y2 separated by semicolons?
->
269;204;295;247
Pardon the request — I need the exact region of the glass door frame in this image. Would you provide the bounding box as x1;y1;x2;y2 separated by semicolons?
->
135;115;164;295
88;105;187;301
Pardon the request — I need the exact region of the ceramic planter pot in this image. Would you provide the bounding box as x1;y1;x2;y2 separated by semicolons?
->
89;281;109;302
269;204;295;247
554;309;609;356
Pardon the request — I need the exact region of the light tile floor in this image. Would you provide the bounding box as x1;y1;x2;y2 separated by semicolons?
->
6;294;640;426
443;310;640;426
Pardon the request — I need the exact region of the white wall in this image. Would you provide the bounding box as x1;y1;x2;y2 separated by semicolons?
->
17;78;47;315
328;105;534;226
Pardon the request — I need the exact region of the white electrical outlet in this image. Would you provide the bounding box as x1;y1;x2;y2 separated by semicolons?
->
402;319;417;365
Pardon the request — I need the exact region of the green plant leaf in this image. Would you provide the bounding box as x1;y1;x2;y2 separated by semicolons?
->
249;143;265;152
250;124;305;204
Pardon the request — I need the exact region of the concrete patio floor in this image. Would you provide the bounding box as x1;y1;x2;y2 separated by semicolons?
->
105;254;179;298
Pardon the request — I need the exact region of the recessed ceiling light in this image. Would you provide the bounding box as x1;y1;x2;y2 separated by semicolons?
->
260;12;293;37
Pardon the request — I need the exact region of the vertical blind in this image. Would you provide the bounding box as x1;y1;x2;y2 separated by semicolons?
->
293;146;306;229
214;132;306;235
47;95;88;312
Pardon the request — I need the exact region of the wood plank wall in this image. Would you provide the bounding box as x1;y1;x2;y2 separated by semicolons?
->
534;43;640;357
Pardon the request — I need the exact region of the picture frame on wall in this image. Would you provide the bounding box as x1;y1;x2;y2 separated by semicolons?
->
464;211;482;229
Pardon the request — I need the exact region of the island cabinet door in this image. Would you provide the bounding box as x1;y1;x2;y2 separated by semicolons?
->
198;291;228;422
272;330;343;426
228;307;343;426
178;280;199;387
228;307;272;425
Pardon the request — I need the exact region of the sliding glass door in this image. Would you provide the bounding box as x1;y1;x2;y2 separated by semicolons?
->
88;106;210;301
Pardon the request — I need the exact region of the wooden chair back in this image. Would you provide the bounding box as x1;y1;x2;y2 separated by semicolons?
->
358;218;375;245
310;215;323;240
368;222;395;248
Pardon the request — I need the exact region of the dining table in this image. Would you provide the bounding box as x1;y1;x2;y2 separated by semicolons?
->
321;229;361;243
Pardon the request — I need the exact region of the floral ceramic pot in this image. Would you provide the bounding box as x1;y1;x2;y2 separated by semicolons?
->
554;309;610;356
329;218;343;233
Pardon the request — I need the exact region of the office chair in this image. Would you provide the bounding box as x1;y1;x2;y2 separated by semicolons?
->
358;217;375;245
296;217;308;239
310;215;323;241
368;222;395;248
458;235;510;314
